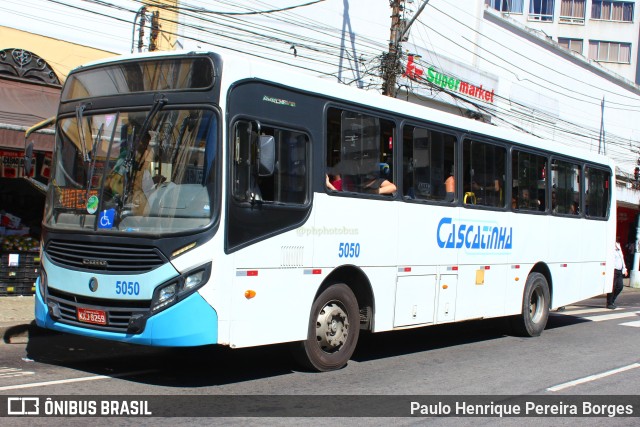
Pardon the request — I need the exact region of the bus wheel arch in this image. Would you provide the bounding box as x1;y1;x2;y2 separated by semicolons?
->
530;262;553;308
291;265;374;372
317;265;374;331
510;269;550;337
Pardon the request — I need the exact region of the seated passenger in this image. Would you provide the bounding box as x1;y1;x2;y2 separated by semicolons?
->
363;174;396;195
570;201;579;215
326;173;342;191
444;174;455;202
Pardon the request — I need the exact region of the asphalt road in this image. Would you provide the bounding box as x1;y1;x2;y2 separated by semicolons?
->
0;289;639;426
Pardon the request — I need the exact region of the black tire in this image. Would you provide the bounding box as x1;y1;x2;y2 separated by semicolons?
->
511;272;550;337
291;283;360;372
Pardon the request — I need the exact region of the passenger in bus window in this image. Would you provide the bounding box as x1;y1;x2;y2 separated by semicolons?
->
518;188;540;211
363;174;396;195
444;164;455;202
326;173;342;191
570;201;579;215
472;175;501;206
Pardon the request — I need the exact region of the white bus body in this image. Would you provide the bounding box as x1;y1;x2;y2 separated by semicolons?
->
35;51;615;371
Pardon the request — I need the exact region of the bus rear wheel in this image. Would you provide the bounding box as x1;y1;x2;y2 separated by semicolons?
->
511;272;550;337
292;283;360;372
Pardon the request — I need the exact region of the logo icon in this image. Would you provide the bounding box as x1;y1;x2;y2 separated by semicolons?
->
7;397;39;415
88;277;99;292
98;208;115;229
86;195;99;214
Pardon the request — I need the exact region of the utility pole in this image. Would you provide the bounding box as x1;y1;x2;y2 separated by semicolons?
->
599;97;605;154
382;0;431;97
382;1;403;97
149;11;160;52
144;1;180;51
137;6;147;53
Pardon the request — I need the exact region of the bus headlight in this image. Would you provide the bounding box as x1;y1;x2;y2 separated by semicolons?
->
151;262;212;313
184;270;205;290
159;283;177;302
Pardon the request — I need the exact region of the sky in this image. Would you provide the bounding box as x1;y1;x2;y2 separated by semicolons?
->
0;0;394;87
0;0;391;56
0;0;139;53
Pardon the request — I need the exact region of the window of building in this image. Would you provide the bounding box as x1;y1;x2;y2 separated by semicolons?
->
485;0;524;13
558;37;584;54
530;0;555;21
560;0;586;23
463;138;506;208
402;125;457;203
591;1;634;21
551;159;581;215
584;166;610;218
588;40;631;63
511;150;548;212
326;107;395;196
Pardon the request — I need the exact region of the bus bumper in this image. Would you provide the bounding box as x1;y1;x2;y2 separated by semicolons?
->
35;278;218;346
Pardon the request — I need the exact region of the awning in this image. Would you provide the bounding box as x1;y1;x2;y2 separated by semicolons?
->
0;126;54;152
0;77;59;152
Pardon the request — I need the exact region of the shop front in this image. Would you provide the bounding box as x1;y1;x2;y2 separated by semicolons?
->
0;48;59;295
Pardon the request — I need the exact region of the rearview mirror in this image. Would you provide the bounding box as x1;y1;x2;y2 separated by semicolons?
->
24;141;34;176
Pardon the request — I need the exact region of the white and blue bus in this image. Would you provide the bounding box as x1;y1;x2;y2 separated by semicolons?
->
34;51;615;371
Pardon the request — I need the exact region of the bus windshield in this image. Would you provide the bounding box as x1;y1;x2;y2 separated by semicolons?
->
43;108;217;235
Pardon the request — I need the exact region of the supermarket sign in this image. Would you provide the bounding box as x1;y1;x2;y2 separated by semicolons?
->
403;55;496;104
427;66;495;103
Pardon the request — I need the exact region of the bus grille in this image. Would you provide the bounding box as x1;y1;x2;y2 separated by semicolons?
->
46;240;166;273
47;288;150;333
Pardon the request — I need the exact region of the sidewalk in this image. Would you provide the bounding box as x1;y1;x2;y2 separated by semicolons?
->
0;294;35;343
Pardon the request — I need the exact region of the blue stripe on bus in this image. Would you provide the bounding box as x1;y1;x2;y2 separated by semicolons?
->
35;280;218;346
42;255;179;300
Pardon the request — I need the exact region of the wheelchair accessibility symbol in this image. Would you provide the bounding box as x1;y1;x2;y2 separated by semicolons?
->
98;208;115;229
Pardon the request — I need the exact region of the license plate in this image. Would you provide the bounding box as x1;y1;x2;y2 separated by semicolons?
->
77;307;107;325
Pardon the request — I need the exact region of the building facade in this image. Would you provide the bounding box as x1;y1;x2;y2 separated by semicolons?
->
485;0;640;83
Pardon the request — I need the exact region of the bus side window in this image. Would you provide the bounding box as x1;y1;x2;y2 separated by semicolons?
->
585;166;610;218
326;107;395;196
551;159;581;215
512;150;547;212
232;121;309;205
402;125;456;203
463;138;506;208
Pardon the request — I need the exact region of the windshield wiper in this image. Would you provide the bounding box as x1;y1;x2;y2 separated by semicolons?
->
119;95;168;222
85;123;104;201
75;103;91;163
129;95;168;169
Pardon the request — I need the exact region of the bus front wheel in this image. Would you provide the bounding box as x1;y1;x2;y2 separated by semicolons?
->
511;272;550;337
292;283;360;372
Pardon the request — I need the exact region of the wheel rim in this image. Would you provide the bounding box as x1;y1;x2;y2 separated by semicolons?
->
529;284;543;323
315;300;350;353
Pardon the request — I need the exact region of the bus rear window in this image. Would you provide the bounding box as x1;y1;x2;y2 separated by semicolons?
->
62;57;215;101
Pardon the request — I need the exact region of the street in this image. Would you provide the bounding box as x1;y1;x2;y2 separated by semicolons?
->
0;290;639;426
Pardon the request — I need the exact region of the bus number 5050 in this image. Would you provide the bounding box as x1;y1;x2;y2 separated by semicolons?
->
338;242;360;258
115;280;140;296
